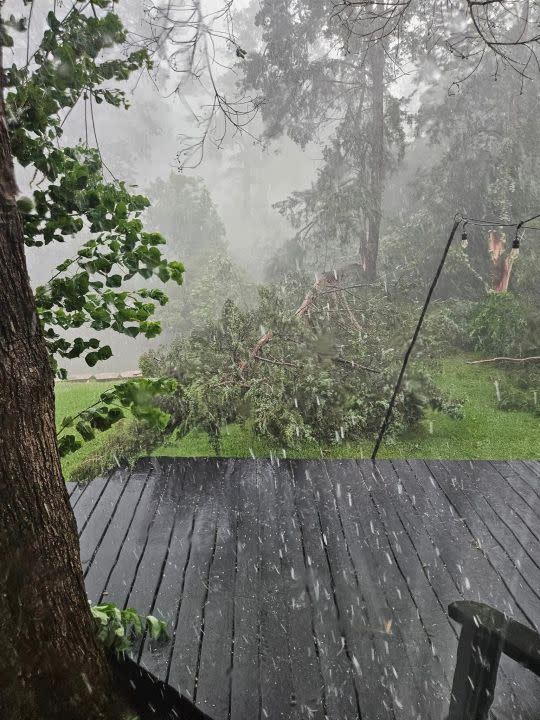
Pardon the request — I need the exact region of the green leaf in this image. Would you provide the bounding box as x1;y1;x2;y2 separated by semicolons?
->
106;274;122;288
58;433;82;457
85;351;99;367
97;345;113;361
146;615;167;641
46;11;61;32
16;196;33;213
76;420;95;441
99;389;117;403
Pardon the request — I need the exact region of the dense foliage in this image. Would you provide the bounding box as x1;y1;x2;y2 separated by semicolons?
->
141;277;461;451
3;1;187;460
467;293;539;357
7;3;184;375
57;377;176;457
6;0;537;476
243;0;406;277
380;60;540;302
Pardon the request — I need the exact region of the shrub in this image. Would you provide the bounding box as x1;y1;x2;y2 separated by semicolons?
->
467;292;530;356
418;301;473;357
498;386;540;417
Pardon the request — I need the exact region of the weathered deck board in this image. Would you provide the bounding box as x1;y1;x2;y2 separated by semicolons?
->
73;458;540;720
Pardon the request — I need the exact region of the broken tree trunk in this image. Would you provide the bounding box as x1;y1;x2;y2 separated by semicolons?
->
488;230;519;292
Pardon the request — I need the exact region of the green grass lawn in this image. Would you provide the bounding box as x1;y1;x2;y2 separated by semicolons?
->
55;381;123;478
56;355;540;478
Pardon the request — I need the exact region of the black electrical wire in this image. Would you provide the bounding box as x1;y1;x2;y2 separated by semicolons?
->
459;216;518;228
520;212;540;226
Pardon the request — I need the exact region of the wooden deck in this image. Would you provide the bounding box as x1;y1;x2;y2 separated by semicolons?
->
71;459;540;720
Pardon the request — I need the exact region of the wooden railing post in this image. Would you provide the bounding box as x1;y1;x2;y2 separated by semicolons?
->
448;617;503;720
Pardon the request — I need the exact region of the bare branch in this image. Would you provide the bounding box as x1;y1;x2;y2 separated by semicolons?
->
466;356;540;364
331;0;540;81
138;0;261;168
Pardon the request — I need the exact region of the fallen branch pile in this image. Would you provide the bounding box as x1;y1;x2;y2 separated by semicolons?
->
239;260;378;376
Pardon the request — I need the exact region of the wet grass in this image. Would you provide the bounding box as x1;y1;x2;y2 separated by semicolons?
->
56;355;540;479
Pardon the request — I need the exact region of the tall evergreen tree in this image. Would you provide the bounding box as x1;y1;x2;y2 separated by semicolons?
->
244;0;406;278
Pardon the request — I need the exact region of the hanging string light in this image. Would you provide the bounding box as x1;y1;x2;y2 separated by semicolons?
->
461;221;468;249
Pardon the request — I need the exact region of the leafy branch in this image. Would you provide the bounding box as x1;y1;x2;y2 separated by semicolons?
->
91;602;167;657
57;378;177;457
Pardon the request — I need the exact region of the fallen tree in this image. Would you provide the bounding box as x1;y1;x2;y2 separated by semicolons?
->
239;259;378;376
138;272;462;455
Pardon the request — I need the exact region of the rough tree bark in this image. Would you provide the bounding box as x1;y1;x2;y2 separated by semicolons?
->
0;43;128;720
364;41;385;280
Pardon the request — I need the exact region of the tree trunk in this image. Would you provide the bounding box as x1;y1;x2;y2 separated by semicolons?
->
0;43;125;720
364;41;385;280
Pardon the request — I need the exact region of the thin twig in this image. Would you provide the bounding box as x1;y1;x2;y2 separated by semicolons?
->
253;355;299;368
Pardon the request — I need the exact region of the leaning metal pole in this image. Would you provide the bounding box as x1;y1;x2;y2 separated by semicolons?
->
371;216;462;460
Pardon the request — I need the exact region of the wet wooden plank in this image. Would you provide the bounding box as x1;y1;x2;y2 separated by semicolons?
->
228;460;261;720
290;461;363;720
69;480;89;507
434;461;540;629
195;460;237;719
96;463;166;607
464;461;540;546
79;468;130;573
356;461;453;717
137;460;199;681
309;460;412;720
166;459;219;702
124;462;183;664
491;461;540;512
67;480;81;498
256;460;296;720
73;473;110;531
512;461;540;494
400;460;534;720
276;460;326;720
428;461;540;719
83;464;152;602
75;459;540;720
457;462;540;594
324;460;431;718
